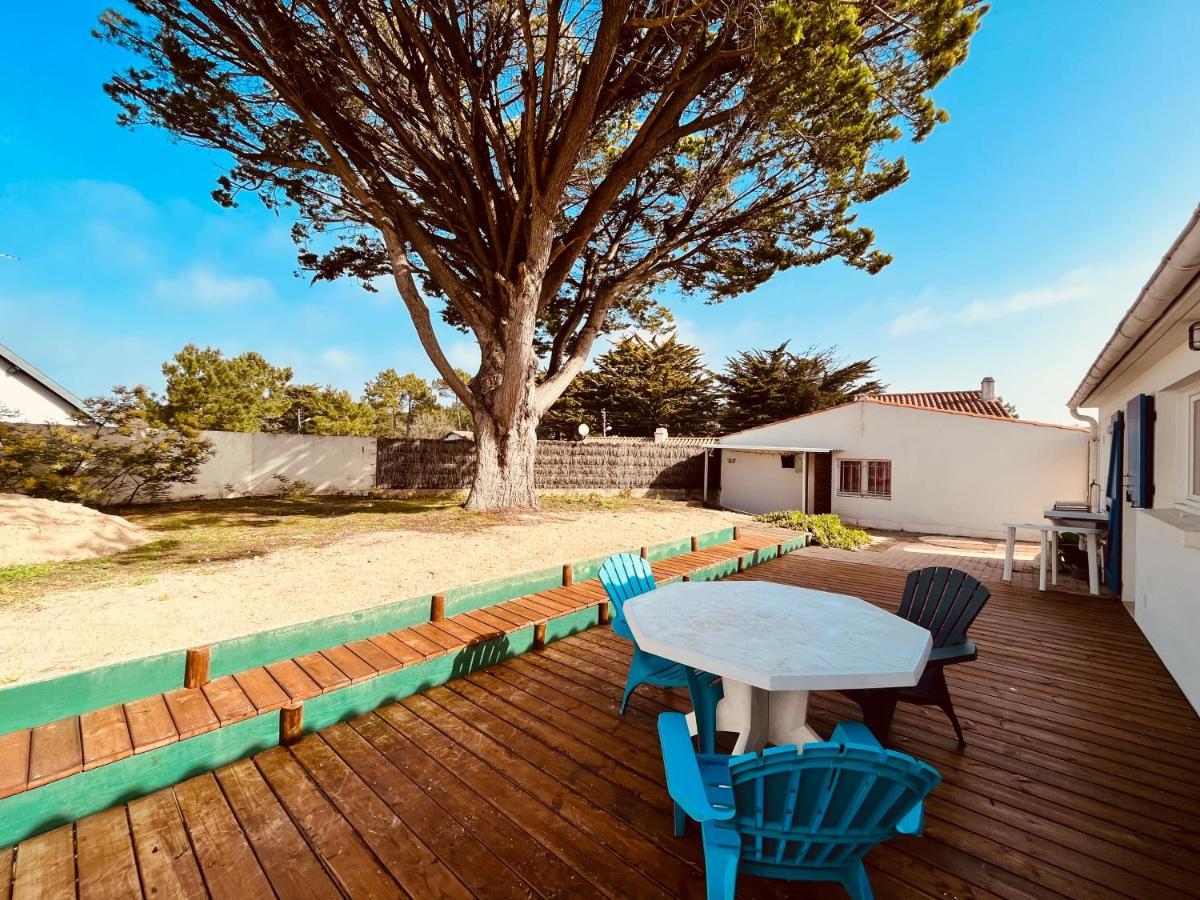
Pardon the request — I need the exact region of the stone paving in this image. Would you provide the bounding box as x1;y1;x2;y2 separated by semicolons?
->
798;529;1098;595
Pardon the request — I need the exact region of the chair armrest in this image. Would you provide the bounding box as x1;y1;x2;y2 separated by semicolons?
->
928;641;976;665
895;799;925;836
831;720;881;750
657;713;734;823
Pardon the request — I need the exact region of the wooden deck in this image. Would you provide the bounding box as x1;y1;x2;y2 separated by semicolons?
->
3;551;1199;899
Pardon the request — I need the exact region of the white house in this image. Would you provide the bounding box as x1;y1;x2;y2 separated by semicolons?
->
713;386;1090;540
0;343;87;425
1070;204;1200;712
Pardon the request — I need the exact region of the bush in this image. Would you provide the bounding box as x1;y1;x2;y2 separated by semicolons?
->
753;511;872;550
0;387;214;507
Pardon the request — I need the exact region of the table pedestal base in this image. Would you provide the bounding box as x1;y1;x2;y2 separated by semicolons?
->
687;679;822;753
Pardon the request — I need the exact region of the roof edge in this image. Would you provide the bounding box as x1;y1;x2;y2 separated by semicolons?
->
1068;204;1200;408
0;343;88;415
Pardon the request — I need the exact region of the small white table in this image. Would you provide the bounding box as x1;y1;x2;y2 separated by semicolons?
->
623;581;931;753
1003;522;1103;595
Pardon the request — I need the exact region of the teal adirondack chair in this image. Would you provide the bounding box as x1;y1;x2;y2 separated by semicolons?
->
659;713;940;900
598;552;689;713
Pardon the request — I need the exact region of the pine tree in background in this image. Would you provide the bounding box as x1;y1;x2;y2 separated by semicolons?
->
159;344;293;432
550;334;720;437
363;369;437;436
719;343;884;432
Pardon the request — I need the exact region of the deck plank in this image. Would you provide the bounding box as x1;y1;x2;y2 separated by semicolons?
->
201;676;257;726
163;688;220;741
11;825;74;900
123;696;178;753
288;733;475;898
264;659;323;701
0;732;29;800
26;718;82;788
254;746;402;897
80;705;133;771
213;759;341;900
233;667;290;713
173;773;274;899
76;805;141;900
127;791;206;899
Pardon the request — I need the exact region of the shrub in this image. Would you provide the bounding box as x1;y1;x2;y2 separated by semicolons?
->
0;387;214;507
753;511;872;550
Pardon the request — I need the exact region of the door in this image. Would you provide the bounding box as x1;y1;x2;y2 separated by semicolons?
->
811;452;833;515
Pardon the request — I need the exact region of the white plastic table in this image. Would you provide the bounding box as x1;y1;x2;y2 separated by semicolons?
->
1003;522;1103;595
623;581;932;753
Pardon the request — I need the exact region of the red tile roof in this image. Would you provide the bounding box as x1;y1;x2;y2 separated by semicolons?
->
875;390;1013;418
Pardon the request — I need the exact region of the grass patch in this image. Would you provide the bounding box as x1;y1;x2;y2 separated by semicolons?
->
0;563;55;587
0;495;467;603
753;511;872;550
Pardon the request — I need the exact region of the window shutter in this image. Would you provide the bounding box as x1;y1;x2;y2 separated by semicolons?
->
1125;394;1155;508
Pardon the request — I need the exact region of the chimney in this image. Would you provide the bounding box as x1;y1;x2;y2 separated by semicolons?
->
980;376;996;402
652;426;668;444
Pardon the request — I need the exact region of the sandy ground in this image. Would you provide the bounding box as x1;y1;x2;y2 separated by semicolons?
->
0;494;150;566
0;504;755;685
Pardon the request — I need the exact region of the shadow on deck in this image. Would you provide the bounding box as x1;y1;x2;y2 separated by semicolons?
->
3;552;1198;898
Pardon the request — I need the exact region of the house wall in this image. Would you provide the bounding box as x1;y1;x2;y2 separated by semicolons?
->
717;449;808;514
166;432;377;500
1085;285;1200;712
719;401;1089;538
0;369;80;425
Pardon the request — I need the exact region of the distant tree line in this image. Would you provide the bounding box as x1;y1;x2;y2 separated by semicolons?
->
539;334;884;438
150;344;472;438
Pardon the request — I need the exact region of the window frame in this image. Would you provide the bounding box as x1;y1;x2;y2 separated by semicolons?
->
838;458;892;500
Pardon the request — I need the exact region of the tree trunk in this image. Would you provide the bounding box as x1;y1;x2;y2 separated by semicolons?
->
467;404;539;510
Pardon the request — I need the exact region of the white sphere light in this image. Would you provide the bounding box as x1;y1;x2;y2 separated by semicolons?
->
577;422;590;438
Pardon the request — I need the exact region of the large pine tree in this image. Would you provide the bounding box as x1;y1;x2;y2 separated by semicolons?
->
719;343;883;432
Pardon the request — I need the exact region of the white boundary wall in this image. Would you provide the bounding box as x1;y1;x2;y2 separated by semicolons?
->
167;432;377;500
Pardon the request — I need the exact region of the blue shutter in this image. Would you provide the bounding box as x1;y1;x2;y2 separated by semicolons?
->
1105;411;1124;593
1125;394;1155;509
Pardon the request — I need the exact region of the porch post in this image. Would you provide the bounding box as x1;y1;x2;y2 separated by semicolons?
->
702;449;710;504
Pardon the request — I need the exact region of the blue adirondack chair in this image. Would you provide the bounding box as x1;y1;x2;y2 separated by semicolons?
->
846;566;990;745
598;552;689;713
659;712;940;900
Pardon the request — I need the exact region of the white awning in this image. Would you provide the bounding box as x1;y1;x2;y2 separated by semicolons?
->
705;443;839;454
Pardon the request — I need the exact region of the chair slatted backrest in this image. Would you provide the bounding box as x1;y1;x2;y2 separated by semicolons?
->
726;743;940;869
598;553;657;639
898;567;989;649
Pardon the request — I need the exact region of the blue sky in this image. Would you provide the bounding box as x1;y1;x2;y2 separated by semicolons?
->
2;2;1199;424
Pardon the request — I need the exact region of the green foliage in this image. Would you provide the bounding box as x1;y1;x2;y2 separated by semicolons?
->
0;387;214;506
363;369;437;436
753;511;872;550
719;344;884;432
160;344;292;432
271;474;315;498
542;333;720;437
432;369;474;433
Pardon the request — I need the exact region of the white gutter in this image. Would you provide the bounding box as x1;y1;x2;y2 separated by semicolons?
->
1068;203;1200;410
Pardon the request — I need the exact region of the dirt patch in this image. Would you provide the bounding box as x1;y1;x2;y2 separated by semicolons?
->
0;502;755;685
0;494;150;566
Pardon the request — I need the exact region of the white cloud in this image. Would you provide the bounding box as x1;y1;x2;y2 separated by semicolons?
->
153;266;276;307
887;269;1094;336
319;347;357;370
446;340;480;372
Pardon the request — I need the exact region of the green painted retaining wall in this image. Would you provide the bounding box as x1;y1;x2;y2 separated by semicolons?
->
0;526;745;733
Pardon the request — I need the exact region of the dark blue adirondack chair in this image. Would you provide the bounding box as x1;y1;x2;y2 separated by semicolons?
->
659;712;940;900
598;553;689;713
847;567;990;745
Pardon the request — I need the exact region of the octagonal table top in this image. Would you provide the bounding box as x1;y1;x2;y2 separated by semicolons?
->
623;580;931;692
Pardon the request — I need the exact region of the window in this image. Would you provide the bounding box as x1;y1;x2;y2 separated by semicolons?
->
839;459;891;499
780;454;795;469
